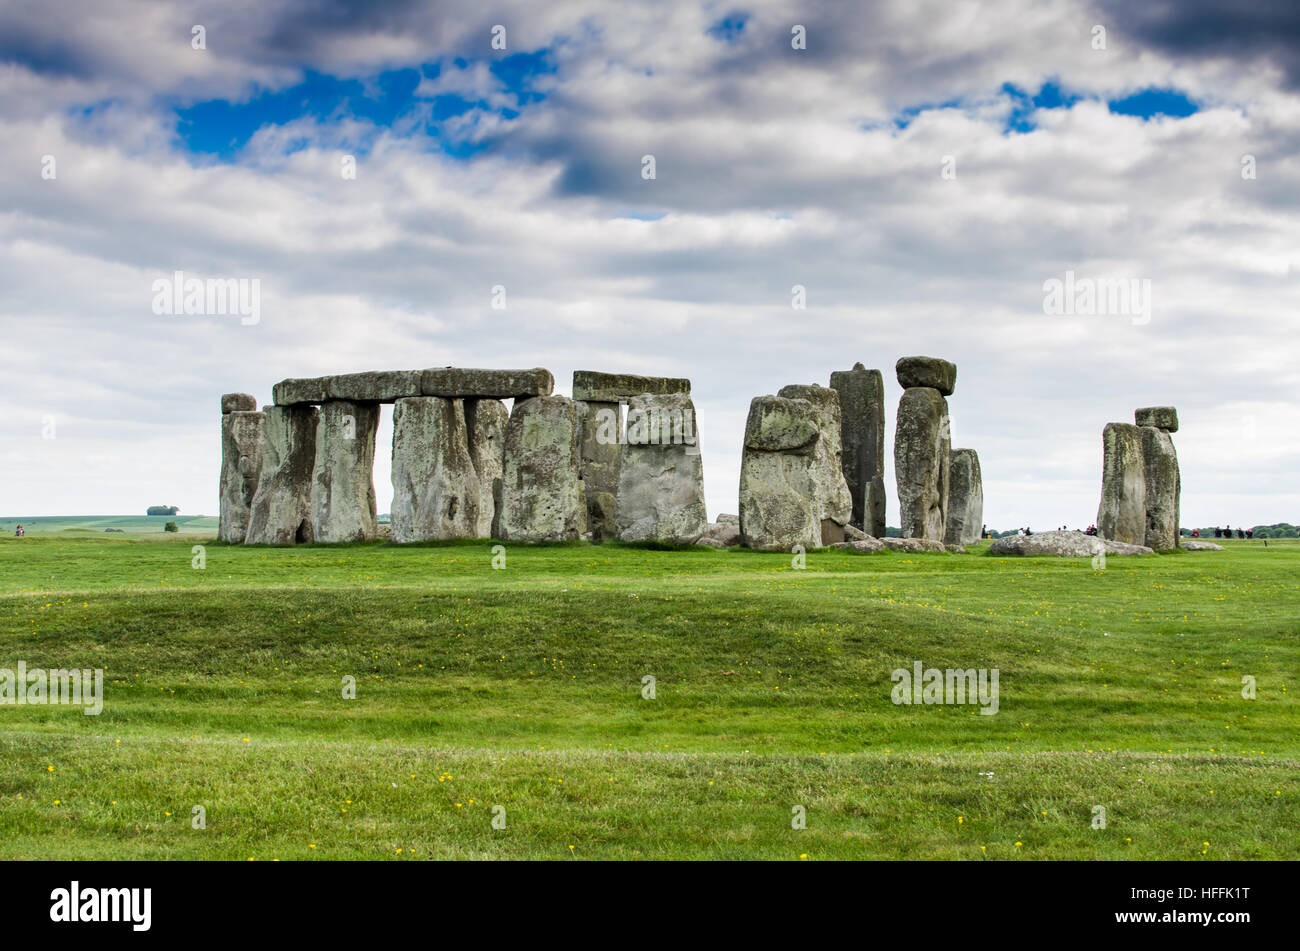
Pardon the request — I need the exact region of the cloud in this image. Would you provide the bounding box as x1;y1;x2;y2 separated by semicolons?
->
1;0;1298;530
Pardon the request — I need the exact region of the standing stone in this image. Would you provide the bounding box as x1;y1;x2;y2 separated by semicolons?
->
245;405;319;545
776;384;853;543
498;396;586;542
945;448;983;546
1096;422;1146;546
577;400;623;541
1140;426;1180;550
465;398;508;538
829;363;886;536
219;410;265;543
739;395;822;551
615;393;707;543
310;401;379;543
390;397;480;542
894;386;951;540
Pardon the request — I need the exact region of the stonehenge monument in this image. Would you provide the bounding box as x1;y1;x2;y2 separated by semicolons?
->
829;363;887;537
219;357;1192;560
894;357;954;541
1097;407;1181;550
221;365;712;547
945;449;983;546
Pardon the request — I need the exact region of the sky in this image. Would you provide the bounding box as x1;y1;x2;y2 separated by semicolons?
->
2;0;1297;530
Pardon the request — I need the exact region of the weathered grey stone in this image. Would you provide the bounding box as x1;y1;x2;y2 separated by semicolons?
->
1103;538;1156;556
988;530;1153;557
1135;406;1179;433
881;537;948;553
842;523;870;541
245;405;318;545
1181;540;1223;551
311;401;379;543
743;395;820;453
390;397;480;542
465;399;508;538
572;370;690;403
830;536;886;554
219;410;264;542
1141;426;1180;550
946;543;968;554
498;396;586;542
896;356;957;396
715;513;740;526
829;363;886;537
945;448;984;546
420;367;553;400
1096;423;1146;546
615;393;707;543
576;400;622;541
739;448;820;551
221;393;257;414
699;522;742;546
695;536;726;548
739;395;824;551
272;377;328;406
894;387;951;541
326;370;420;403
777;385;853;542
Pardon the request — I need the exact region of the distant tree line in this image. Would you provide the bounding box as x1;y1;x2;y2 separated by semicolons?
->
147;505;179;516
1184;523;1298;538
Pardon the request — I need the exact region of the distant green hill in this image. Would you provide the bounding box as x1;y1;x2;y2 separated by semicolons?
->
0;515;219;537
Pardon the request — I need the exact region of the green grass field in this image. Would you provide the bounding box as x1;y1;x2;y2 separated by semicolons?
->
2;515;219;537
0;533;1295;860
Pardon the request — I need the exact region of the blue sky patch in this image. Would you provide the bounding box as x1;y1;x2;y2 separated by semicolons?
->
707;14;748;43
174;50;554;160
1108;87;1199;119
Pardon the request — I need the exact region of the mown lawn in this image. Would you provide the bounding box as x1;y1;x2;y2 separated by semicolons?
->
0;535;1295;859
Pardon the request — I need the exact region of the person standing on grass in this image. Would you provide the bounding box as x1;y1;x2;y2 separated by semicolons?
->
14;524;24;537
